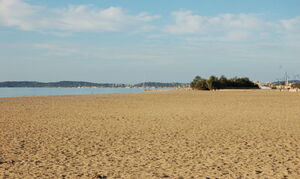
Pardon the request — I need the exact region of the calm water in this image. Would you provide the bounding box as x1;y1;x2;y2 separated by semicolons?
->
0;88;148;98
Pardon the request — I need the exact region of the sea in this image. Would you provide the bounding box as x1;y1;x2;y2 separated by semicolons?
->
0;87;152;98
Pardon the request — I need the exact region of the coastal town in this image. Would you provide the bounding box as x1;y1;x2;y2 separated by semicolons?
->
256;73;300;91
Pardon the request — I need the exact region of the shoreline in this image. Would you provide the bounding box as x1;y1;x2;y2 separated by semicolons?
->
0;87;174;98
1;88;298;99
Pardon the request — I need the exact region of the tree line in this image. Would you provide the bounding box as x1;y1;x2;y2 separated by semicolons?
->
292;83;300;89
190;75;259;90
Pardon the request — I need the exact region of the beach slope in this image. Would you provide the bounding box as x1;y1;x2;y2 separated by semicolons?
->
1;90;300;178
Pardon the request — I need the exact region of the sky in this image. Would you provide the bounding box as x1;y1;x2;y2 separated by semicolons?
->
0;0;299;83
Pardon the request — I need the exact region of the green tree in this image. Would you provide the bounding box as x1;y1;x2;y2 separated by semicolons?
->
219;75;228;88
292;83;300;88
206;75;220;90
191;76;208;90
191;75;258;90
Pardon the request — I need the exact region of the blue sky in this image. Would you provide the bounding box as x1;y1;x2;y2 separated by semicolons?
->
0;0;300;83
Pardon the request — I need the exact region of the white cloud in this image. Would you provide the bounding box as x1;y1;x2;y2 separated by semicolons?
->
54;6;160;32
165;11;265;34
0;0;159;32
0;0;299;44
0;0;41;30
278;16;300;47
164;11;277;41
280;16;300;33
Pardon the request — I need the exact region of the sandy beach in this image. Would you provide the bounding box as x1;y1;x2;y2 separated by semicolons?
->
0;90;300;178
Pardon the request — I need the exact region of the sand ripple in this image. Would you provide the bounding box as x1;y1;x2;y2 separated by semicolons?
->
1;91;300;178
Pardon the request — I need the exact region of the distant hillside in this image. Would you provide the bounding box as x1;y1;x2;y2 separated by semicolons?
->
272;80;300;85
0;81;125;88
0;81;188;88
133;82;189;88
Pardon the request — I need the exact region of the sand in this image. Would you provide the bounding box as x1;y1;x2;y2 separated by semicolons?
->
0;90;300;178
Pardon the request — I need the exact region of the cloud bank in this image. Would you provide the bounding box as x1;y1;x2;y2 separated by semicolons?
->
0;0;299;43
0;0;159;32
165;10;300;42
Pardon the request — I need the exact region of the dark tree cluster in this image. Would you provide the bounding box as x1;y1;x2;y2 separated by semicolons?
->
292;83;300;89
190;75;259;90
